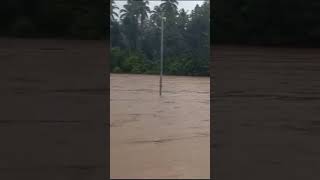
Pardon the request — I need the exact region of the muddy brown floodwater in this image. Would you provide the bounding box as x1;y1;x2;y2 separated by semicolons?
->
110;73;210;179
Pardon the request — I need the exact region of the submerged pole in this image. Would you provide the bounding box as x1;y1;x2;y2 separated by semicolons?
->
160;15;164;96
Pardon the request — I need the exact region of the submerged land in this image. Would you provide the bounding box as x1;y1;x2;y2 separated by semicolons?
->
2;38;320;179
110;74;210;179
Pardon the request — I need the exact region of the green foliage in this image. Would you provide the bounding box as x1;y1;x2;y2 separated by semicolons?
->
111;0;210;76
166;57;189;75
2;0;210;76
110;48;209;76
111;47;126;71
111;48;149;74
113;66;122;73
123;54;145;73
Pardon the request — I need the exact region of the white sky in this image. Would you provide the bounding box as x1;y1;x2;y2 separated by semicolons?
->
114;0;205;19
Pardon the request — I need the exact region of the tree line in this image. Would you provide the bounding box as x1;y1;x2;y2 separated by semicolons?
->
111;0;210;76
2;0;319;46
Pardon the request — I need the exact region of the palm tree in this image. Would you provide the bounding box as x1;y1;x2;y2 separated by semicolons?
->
135;0;151;28
120;0;139;50
120;1;135;20
160;0;178;9
177;8;189;34
150;6;162;27
120;0;151;50
111;0;119;21
160;0;179;18
121;0;150;28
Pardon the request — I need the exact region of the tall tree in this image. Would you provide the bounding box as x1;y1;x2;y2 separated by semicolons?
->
134;0;151;29
185;1;210;75
111;0;210;76
120;0;135;20
176;8;189;33
133;0;151;50
111;0;119;21
158;0;182;62
150;5;162;27
175;8;190;54
160;0;178;23
120;0;139;50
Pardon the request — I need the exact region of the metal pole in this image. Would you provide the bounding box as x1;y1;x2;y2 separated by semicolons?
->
160;15;164;96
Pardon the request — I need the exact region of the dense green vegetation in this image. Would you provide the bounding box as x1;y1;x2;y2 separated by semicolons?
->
111;0;210;76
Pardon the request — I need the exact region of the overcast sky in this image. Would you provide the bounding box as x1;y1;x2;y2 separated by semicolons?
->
114;0;205;19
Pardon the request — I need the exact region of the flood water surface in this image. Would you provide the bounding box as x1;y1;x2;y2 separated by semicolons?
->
110;73;210;179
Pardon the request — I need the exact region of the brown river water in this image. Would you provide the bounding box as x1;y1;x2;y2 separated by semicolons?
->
110;73;210;179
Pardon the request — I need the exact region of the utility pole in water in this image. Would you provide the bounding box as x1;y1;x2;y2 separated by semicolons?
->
160;15;165;96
